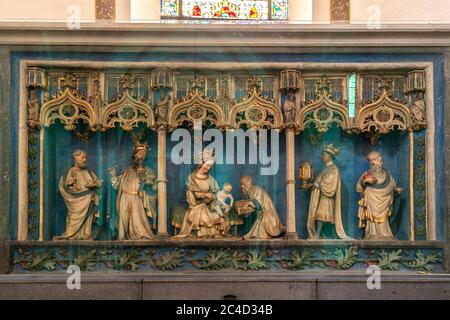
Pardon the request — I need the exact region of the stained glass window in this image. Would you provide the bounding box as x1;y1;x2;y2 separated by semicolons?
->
161;0;288;20
348;73;356;118
161;0;179;17
271;0;288;20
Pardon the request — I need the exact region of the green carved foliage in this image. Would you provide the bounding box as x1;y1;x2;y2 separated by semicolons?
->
377;249;402;271
12;246;442;273
105;248;142;271
403;251;441;271
246;250;268;271
283;249;314;270
15;248;56;271
149;250;184;271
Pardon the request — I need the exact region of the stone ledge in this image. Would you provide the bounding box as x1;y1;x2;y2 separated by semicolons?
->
2;272;450;282
1;273;449;299
2;23;450;48
6;240;445;248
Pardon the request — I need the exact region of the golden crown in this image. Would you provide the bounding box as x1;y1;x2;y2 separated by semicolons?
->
194;149;215;163
134;141;149;153
322;143;340;158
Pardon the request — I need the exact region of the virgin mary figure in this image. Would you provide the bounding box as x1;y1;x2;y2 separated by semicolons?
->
174;150;228;238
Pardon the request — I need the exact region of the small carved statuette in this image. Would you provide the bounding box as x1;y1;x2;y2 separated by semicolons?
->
283;93;297;123
27;88;40;129
410;91;427;130
155;91;173;123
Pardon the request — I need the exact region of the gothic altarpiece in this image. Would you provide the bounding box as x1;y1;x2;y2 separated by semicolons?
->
10;62;443;273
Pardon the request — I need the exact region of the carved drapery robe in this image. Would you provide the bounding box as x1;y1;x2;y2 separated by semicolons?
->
356;167;396;240
55;167;99;240
176;171;227;238
307;161;350;240
243;185;284;240
111;166;156;240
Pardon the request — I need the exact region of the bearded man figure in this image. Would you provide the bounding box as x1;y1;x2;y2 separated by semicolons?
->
55;149;100;240
356;151;403;240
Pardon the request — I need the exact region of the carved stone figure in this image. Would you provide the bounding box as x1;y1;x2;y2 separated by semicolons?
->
307;144;350;240
283;93;296;123
27;88;40;129
88;75;104;112
54;150;100;240
240;176;284;240
410;91;426;129
155;91;173;122
109;142;157;240
174;150;229;238
356;151;403;240
215;183;234;236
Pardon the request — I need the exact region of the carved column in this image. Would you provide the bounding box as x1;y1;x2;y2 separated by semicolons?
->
157;126;169;238
280;69;300;239
409;129;415;241
285;127;298;239
18;65;33;241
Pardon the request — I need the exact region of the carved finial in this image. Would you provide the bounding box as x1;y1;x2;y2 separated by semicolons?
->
246;76;260;91
58;73;79;94
88;72;104;109
190;75;204;92
376;75;393;94
120;74;135;94
315;76;331;97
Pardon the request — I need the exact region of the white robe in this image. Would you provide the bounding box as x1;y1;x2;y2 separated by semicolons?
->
55;167;99;240
112;166;156;240
307;161;350;240
175;171;226;238
356;167;396;240
243;185;284;240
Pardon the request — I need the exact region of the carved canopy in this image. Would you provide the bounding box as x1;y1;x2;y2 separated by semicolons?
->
356;89;411;134
296;92;351;132
229;87;283;130
40;88;96;130
100;92;155;131
168;89;224;128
